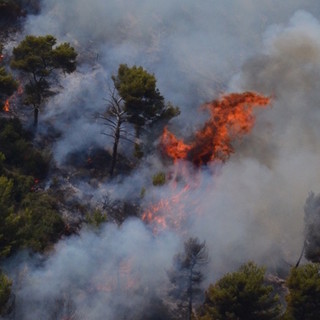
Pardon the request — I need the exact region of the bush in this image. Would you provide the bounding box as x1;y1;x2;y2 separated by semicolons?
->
0;118;50;178
284;263;320;320
198;262;282;320
0;270;12;315
19;193;65;252
86;209;108;228
152;172;166;186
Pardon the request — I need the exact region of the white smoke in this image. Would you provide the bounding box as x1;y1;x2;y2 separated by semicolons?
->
3;1;320;318
5;220;180;319
21;0;320;128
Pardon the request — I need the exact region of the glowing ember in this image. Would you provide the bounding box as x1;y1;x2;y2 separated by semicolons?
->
161;92;270;166
92;258;138;293
142;183;192;232
3;99;10;112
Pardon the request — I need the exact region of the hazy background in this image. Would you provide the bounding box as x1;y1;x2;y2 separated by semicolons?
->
3;1;320;318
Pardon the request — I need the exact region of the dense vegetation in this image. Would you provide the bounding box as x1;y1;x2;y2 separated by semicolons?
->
198;262;282;320
0;117;66;315
0;0;39;26
1;6;320;319
0;118;65;259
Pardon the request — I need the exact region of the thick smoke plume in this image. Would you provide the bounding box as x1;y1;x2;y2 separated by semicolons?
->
3;1;320;319
5;221;179;319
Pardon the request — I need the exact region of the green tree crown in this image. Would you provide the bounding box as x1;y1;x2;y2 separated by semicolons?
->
10;34;77;126
199;262;282;320
0;270;12;315
285;263;320;320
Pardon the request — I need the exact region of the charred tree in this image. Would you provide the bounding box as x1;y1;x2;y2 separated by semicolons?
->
99;87;133;176
167;237;208;320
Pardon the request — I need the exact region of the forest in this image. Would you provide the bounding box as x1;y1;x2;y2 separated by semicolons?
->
1;0;320;319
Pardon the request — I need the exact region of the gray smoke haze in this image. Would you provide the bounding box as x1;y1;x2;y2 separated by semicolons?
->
14;0;320;160
3;1;320;319
4;220;180;319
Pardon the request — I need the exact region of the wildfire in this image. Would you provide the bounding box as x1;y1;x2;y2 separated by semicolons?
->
3;99;10;112
1;81;23;114
92;257;138;293
143;92;270;232
141;163;209;233
161;92;270;165
142;182;192;232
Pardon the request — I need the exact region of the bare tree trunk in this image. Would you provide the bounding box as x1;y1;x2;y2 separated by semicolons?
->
33;106;39;128
109;119;121;176
295;238;306;268
188;269;193;320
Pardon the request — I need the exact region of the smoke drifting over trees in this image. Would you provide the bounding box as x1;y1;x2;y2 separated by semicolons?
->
2;0;320;318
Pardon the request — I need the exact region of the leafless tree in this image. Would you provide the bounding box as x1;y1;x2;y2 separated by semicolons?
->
98;86;134;176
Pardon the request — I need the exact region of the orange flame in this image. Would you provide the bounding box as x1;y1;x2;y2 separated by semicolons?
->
143;92;270;231
1;82;23;113
3;99;10;112
161;92;270;166
142;183;192;232
142;165;205;233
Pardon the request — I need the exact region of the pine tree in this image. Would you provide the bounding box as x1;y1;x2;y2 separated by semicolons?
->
11;35;77;126
198;262;281;320
284;263;320;320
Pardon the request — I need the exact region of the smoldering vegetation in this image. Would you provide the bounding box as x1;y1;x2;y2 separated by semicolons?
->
2;1;320;319
4;220;179;319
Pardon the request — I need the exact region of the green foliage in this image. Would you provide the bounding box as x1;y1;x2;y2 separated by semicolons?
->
86;209;108;228
0;67;18;106
113;64;159;111
0;270;12;315
0;176;20;257
198;262;281;320
134;143;144;159
0;191;65;257
11;35;77;75
18;193;65;252
0;118;50;178
11;34;77;125
112;64;179;136
0;118;64;257
0;43;18;106
284;263;320;320
51;42;77;73
0;175;13;205
152;172;166;186
161;101;181;119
